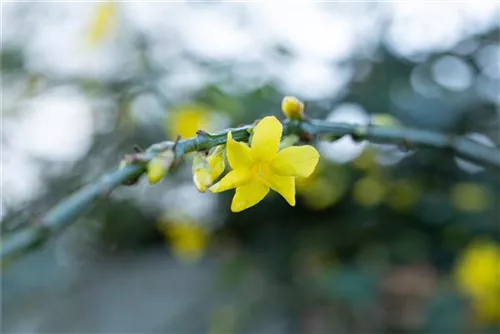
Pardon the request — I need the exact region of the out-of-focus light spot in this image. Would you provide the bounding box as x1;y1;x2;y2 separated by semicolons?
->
474;73;500;104
353;175;386;207
2;151;44;206
454;239;500;325
475;44;500;79
455;133;496;174
166;104;214;139
181;9;259;61
431;55;474;91
318;103;369;163
157;218;209;263
352;147;379;171
387;2;499;59
279;59;352;100
129;93;164;125
296;160;349;210
253;3;357;62
386;179;421;212
450;182;491;212
208;305;238;334
452;38;479;56
0;202;5;222
11;88;93;162
386;3;465;58
25;2;127;78
157;63;208;100
162;183;218;226
410;65;442;98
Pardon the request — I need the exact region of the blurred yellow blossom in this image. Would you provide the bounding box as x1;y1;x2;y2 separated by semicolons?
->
210;116;319;212
86;2;118;47
167;104;213;139
386;179;422;212
451;182;491;212
296;159;349;210
454;239;500;325
281;96;304;120
208;305;238;334
353;175;386;207
352;147;379;171
158;219;209;263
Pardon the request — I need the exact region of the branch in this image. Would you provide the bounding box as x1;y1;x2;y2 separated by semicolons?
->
2;119;499;261
299;119;500;169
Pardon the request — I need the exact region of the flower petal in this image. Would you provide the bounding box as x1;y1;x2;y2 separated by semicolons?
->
267;174;295;206
231;180;269;212
251;116;283;161
208;152;225;181
210;169;251;193
227;132;253;169
271;145;320;178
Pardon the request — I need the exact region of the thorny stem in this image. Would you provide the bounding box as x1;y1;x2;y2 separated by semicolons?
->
1;119;499;261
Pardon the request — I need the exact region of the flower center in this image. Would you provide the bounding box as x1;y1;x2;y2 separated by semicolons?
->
251;162;271;183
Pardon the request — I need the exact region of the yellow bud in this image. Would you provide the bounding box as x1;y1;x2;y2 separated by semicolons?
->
207;149;225;181
281;96;304;120
192;153;214;192
147;151;174;185
193;169;213;193
147;158;167;184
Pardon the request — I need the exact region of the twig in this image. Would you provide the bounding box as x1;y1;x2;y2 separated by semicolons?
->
2;120;499;261
300;119;500;169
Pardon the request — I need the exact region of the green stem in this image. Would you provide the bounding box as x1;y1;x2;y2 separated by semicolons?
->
2;119;499;261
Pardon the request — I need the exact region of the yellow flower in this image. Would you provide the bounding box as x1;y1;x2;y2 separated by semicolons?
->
158;220;208;263
296;161;349;211
210;116;319;212
353;175;386;207
454;239;500;325
167;104;212;139
192;147;225;192
281;96;304;120
450;182;491;212
86;2;118;47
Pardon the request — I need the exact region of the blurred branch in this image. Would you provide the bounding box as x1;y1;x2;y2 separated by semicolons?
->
2;119;499;261
301;119;500;169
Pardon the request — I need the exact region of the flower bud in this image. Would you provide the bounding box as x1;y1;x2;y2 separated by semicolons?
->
147;151;174;184
207;145;225;181
282;96;304;120
192;153;212;192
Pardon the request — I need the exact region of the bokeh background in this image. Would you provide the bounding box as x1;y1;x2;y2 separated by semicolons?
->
2;2;500;333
